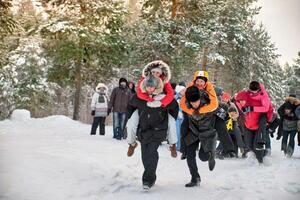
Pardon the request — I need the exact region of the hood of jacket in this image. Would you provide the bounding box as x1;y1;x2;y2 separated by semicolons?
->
142;60;171;84
285;96;300;106
95;83;108;94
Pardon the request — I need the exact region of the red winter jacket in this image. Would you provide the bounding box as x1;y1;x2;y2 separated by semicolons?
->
236;84;273;130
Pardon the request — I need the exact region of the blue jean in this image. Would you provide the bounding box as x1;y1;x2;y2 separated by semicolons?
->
113;112;126;139
265;131;271;149
176;118;183;151
281;130;297;155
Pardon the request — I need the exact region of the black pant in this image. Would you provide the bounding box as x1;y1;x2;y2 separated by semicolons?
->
215;117;235;153
141;142;160;185
244;114;267;162
91;117;106;135
180;114;230;153
186;137;216;180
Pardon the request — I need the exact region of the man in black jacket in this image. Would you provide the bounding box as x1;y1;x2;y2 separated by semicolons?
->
127;75;179;190
181;86;217;187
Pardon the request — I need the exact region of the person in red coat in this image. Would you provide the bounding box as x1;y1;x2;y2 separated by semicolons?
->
235;81;273;163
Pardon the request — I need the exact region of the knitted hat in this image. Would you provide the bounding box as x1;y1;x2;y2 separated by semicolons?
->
249;81;260;91
222;92;231;102
185;86;201;102
143;75;160;88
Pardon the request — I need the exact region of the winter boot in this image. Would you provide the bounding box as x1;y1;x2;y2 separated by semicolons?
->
181;152;187;160
185;177;200;187
169;144;177;158
127;142;138;157
286;146;294;158
208;152;216;171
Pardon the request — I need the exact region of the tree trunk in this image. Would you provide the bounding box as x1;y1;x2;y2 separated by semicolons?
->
201;45;209;71
128;0;139;22
171;0;178;18
73;62;82;120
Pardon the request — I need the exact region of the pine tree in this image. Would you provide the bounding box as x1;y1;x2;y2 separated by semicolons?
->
40;0;128;120
285;52;300;98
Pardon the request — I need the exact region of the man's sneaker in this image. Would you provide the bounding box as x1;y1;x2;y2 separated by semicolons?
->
185;177;200;187
143;184;150;191
127;142;138;157
143;181;155;191
169;144;177;158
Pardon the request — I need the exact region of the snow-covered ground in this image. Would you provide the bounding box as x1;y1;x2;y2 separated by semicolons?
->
1;110;300;200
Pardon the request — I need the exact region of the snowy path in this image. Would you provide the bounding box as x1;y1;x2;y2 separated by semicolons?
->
0;114;300;200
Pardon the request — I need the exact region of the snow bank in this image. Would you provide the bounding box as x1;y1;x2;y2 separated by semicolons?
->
10;109;31;121
0;114;300;200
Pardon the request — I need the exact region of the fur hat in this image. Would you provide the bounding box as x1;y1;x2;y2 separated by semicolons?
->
96;83;107;91
185;86;201;102
249;81;260;91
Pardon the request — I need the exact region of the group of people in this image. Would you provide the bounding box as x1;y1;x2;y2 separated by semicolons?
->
90;60;300;190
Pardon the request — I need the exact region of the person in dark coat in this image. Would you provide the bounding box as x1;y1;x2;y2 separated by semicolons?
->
180;86;217;187
277;96;300;157
128;81;136;95
108;78;132;140
127;75;179;190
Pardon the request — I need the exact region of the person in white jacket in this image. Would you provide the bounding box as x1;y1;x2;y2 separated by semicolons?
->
90;83;109;135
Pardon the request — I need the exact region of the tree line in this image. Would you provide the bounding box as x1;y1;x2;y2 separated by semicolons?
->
0;0;299;121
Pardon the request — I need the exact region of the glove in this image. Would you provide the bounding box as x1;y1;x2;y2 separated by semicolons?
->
147;100;161;108
276;135;281;140
107;108;111;116
199;90;210;106
91;110;95;116
242;106;253;113
270;132;274;138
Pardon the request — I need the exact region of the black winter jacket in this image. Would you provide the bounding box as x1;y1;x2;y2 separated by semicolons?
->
182;111;217;147
127;94;179;144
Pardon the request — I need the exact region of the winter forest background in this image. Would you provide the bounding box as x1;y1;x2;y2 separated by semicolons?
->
1;0;300;122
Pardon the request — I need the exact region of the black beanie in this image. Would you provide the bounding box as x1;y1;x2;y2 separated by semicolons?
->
249;81;260;91
186;86;201;102
119;77;127;85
